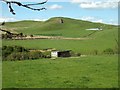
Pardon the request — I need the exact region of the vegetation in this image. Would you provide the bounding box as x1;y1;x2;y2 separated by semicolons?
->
3;17;118;38
103;48;115;55
2;46;27;60
2;46;51;61
2;55;118;88
2;39;118;55
2;17;118;54
2;17;118;88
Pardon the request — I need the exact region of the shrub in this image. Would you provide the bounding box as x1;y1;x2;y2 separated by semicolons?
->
2;46;7;50
30;35;33;37
28;51;43;59
6;46;14;52
2;50;12;58
42;51;51;58
93;50;98;55
103;48;114;55
2;45;28;61
13;46;28;52
70;51;76;57
77;53;81;56
2;46;51;61
7;52;22;61
2;46;14;59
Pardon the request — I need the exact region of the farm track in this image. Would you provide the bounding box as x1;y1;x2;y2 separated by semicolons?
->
12;36;92;40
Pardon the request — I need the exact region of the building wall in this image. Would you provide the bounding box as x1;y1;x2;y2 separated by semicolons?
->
51;51;58;58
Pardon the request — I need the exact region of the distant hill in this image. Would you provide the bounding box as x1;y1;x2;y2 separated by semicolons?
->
2;17;118;54
3;17;118;39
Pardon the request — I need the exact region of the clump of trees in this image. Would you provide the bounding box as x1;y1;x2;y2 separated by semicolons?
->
2;46;51;61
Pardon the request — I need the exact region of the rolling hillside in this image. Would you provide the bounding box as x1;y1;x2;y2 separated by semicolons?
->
2;17;118;54
3;17;118;38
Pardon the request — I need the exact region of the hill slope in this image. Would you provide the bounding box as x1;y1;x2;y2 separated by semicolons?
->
3;17;118;38
2;17;118;54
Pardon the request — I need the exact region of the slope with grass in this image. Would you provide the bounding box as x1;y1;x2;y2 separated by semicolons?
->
3;17;118;38
2;55;118;88
2;17;118;54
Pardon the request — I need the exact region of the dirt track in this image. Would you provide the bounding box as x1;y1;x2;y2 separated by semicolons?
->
13;36;92;40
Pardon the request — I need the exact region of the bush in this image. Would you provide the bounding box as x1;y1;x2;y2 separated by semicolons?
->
2;45;28;61
93;50;98;55
2;50;12;58
2;46;7;50
42;51;51;58
7;52;22;61
13;46;28;52
6;46;14;52
103;48;114;55
70;51;76;57
2;46;14;59
77;53;81;56
2;45;51;61
28;51;43;59
70;51;81;57
5;51;45;61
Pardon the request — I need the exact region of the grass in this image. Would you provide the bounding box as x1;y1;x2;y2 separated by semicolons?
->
0;61;2;89
2;38;117;55
3;17;117;38
2;55;118;88
2;17;118;54
2;17;118;88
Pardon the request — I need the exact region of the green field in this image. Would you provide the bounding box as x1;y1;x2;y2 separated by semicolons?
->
2;17;118;88
2;55;118;88
2;38;117;55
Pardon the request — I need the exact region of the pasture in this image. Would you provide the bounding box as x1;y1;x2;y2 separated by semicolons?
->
2;55;118;88
2;17;118;88
2;38;117;55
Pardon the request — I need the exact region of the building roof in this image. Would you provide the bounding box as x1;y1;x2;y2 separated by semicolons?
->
51;50;71;52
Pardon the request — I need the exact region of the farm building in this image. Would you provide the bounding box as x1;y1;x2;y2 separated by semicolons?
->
51;50;71;58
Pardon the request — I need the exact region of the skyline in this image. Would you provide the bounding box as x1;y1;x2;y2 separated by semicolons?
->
0;0;119;25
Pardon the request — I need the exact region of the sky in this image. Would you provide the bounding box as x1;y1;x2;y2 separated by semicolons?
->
0;0;119;25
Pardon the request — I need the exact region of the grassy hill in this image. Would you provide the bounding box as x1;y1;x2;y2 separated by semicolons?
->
3;17;118;54
3;17;118;38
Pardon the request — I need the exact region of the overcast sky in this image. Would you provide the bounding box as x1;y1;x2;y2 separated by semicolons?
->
0;0;119;25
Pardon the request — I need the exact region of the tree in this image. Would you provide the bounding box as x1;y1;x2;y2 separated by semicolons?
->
1;0;48;15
